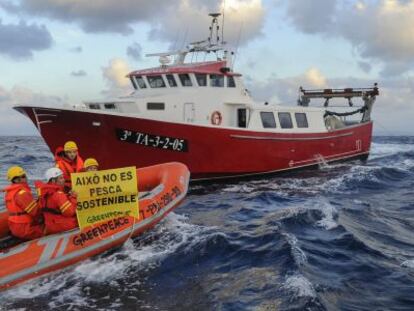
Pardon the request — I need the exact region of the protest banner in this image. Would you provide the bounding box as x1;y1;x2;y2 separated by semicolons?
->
71;166;139;230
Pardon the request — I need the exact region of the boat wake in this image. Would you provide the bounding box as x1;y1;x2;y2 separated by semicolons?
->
1;213;217;310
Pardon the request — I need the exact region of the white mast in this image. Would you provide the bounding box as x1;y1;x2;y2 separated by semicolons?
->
146;13;232;66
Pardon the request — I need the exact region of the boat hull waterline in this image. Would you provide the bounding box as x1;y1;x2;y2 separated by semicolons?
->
0;162;190;290
15;106;373;180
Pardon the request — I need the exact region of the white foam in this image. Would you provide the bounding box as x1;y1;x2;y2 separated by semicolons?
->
370;142;414;160
323;164;382;194
1;269;91;311
74;212;215;283
1;213;215;303
401;158;414;170
221;141;414;197
401;260;414;269
47;281;90;309
222;184;258;194
315;201;338;230
283;274;316;298
221;177;328;196
278;199;338;231
2;270;76;300
282;232;307;266
220;164;380;196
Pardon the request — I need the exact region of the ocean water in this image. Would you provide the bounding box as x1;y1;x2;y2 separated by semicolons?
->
0;136;413;311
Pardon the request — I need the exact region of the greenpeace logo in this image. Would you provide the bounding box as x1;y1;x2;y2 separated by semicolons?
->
72;217;129;246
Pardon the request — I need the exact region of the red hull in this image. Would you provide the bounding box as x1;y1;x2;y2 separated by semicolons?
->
15;106;373;180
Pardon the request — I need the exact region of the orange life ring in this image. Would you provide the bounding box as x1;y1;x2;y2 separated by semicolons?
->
211;111;222;126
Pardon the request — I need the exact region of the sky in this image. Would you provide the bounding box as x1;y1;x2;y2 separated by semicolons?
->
0;0;413;136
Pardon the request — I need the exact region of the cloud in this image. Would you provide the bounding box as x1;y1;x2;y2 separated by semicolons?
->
149;0;265;48
0;19;53;60
249;67;328;104
284;0;414;76
0;85;64;135
126;42;142;61
358;61;372;73
101;58;132;97
1;0;178;35
304;68;327;88
286;0;337;34
2;0;265;46
70;70;87;77
69;46;82;53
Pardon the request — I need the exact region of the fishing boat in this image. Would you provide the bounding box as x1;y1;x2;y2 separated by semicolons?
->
0;162;190;290
14;14;379;181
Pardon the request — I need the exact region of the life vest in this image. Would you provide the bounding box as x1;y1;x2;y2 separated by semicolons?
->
55;147;84;187
35;181;59;214
36;181;77;215
4;184;35;224
35;181;78;234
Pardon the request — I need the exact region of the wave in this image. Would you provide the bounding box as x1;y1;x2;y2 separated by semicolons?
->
282;274;316;298
220;164;412;199
401;260;414;269
1;137;414;310
370;142;414;160
281;232;308;266
218;140;414;198
1;213;217;309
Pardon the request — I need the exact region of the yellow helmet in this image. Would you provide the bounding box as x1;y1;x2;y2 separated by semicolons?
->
7;166;26;181
84;158;99;169
64;141;78;151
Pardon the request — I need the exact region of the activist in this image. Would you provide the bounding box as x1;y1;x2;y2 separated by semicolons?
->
83;158;99;172
35;168;78;234
55;140;84;190
3;166;44;240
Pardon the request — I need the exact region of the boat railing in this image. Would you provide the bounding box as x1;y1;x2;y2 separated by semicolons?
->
298;83;379;123
298;83;379;106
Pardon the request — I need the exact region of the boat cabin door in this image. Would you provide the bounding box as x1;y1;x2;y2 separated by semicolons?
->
184;103;195;123
237;107;248;128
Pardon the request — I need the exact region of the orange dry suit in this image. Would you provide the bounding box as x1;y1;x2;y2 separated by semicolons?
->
35;181;78;234
4;183;44;240
54;147;84;189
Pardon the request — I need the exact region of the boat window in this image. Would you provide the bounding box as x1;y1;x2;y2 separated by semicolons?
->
166;74;177;87
195;74;207;86
279;112;293;129
89;103;100;110
238;108;247;128
179;74;192;87
210;74;224;87
227;76;236;88
130;77;137;90
295;113;308;128
135;76;147;89
260;112;276;128
147;75;166;88
104;103;116;109
147;102;165;110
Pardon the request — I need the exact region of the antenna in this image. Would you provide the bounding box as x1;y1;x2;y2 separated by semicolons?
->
222;0;225;44
208;13;221;45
